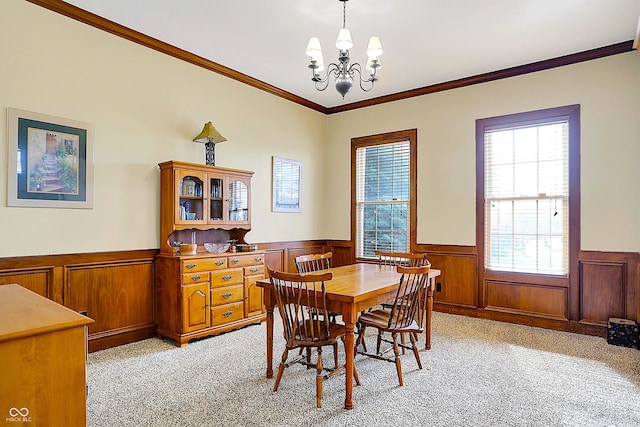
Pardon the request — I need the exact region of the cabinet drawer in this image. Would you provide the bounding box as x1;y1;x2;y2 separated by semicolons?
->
211;285;244;305
210;268;243;288
227;254;265;267
182;258;227;272
244;265;265;276
182;271;210;284
211;301;244;324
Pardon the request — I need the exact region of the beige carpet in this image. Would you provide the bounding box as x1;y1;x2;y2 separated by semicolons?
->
86;312;640;426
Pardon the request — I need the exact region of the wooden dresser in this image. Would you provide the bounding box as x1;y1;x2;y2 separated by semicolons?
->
0;284;94;426
156;251;266;347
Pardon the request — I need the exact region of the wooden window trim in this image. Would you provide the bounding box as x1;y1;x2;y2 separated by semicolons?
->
476;105;581;318
350;129;418;261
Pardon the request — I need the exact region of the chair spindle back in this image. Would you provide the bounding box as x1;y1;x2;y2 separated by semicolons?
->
268;269;333;346
294;252;332;274
387;265;430;330
375;251;430;268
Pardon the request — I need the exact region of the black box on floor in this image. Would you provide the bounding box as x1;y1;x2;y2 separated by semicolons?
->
607;317;639;349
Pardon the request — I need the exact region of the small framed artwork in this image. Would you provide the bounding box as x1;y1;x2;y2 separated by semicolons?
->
272;156;301;212
7;108;94;208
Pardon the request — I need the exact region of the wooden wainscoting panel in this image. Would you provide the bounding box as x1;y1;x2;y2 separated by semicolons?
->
326;241;354;267
287;246;327;272
485;280;568;321
0;267;54;299
579;261;626;326
263;249;284;274
65;260;155;336
416;245;478;308
258;240;328;273
0;249;158;352
578;251;638;324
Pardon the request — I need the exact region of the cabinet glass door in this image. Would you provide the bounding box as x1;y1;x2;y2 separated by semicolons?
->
209;177;224;222
228;180;249;223
177;171;205;224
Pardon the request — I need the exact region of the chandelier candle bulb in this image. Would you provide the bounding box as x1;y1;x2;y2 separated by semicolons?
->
366;56;381;71
312;53;325;72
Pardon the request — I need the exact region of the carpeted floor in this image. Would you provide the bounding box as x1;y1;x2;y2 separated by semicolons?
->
86;312;640;426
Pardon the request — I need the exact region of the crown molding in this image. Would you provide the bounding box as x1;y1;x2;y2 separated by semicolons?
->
27;0;635;115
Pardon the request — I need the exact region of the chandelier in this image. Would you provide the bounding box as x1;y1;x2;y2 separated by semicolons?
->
305;0;383;99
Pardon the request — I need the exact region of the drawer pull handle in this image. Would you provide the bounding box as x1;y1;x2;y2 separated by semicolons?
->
222;292;233;299
215;261;224;266
222;275;232;281
223;310;234;317
186;263;197;269
250;268;258;273
255;257;263;262
191;275;201;281
231;259;239;264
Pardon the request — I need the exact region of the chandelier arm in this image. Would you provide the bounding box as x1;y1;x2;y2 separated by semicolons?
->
312;63;341;91
350;63;377;92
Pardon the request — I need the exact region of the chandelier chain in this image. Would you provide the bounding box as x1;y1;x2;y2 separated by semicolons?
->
343;1;347;29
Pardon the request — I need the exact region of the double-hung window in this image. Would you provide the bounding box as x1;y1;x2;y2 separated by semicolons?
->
477;105;580;277
351;130;417;260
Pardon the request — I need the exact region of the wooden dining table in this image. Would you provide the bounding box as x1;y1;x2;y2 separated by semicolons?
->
256;262;441;409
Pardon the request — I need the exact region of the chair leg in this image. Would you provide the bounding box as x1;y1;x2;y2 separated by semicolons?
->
353;356;361;386
355;324;366;352
333;343;339;369
400;332;406;354
356;322;368;352
273;348;289;392
392;332;403;386
316;348;323;408
376;330;383;355
358;315;368;352
410;332;423;370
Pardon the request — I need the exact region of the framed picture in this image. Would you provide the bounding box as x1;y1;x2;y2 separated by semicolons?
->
272;156;301;212
7;108;94;209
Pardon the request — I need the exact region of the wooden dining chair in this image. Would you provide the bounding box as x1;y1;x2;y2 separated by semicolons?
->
268;268;360;408
355;264;430;386
364;251;430;352
294;252;339;366
294;252;339;323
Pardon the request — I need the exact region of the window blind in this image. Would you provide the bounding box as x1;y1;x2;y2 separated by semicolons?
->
484;121;569;275
355;141;410;259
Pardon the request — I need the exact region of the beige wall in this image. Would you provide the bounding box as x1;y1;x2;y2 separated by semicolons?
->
0;1;327;257
1;1;639;258
326;53;640;253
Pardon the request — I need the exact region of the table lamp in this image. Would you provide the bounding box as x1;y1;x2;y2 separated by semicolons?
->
193;122;227;166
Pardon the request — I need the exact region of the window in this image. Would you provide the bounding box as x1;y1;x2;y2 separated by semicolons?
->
477;105;580;277
351;130;417;260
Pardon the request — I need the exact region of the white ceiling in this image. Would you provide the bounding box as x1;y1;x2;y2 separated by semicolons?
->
63;0;640;109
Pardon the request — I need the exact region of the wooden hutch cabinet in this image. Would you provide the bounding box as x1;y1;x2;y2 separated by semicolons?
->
155;160;265;347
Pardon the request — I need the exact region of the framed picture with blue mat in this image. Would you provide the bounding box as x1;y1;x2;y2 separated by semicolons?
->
7;108;94;209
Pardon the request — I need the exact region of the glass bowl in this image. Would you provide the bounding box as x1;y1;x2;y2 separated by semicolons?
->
204;243;230;254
